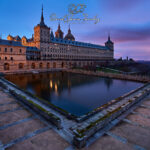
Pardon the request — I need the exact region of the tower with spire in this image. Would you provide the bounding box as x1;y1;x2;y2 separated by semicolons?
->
55;23;64;39
34;5;50;43
105;34;114;51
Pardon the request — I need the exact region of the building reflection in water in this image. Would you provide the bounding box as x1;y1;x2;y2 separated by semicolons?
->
104;78;113;90
4;72;143;117
68;80;71;94
50;80;53;89
54;83;58;95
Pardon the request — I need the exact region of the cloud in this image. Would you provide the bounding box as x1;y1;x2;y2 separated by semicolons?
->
115;45;150;60
112;25;150;42
80;23;150;44
101;0;143;13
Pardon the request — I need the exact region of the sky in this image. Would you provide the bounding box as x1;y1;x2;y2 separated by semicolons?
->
0;0;150;60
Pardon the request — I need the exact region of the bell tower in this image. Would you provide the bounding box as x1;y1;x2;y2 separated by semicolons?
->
105;34;114;51
34;5;50;43
55;23;64;39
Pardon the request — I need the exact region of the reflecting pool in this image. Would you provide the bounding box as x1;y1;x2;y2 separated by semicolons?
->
5;72;143;116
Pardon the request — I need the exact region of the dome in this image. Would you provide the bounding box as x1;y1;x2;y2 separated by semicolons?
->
64;27;75;41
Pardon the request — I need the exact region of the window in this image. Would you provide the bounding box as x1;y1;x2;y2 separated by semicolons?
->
39;63;43;68
19;63;23;69
20;49;22;53
10;57;13;61
0;57;1;60
5;57;7;60
4;63;9;70
5;48;7;52
0;48;1;51
31;63;35;69
10;48;13;52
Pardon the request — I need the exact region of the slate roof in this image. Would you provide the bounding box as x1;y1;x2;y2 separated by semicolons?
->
26;46;40;52
0;39;24;47
51;38;108;50
0;39;40;52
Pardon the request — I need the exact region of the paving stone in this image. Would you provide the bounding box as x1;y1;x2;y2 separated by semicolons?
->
82;134;133;150
110;122;150;149
142;100;150;106
0;97;14;104
134;107;150;117
0;119;46;144
0;109;32;126
126;114;150;128
7;129;70;150
0;103;20;112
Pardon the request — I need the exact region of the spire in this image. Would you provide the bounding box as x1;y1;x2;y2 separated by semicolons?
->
55;23;64;39
50;30;54;39
58;23;61;30
40;4;45;25
68;24;71;33
108;32;111;41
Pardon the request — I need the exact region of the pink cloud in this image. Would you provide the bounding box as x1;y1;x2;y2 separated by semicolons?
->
100;0;143;13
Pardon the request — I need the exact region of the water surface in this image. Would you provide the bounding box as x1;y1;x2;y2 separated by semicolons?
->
5;72;143;116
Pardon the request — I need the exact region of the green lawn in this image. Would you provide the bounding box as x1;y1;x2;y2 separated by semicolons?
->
97;67;121;74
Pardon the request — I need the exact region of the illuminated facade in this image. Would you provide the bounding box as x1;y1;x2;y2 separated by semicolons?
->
0;7;114;73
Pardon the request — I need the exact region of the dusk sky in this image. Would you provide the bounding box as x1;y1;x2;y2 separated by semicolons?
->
0;0;150;60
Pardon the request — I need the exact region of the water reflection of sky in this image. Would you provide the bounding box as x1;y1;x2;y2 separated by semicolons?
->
5;72;143;116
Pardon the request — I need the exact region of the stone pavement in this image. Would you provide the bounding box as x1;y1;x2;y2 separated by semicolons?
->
0;88;150;150
0;89;69;150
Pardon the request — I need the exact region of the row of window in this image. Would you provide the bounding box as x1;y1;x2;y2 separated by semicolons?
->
41;54;104;60
35;30;49;35
40;47;106;54
4;63;24;70
0;57;13;61
0;48;22;53
41;49;105;55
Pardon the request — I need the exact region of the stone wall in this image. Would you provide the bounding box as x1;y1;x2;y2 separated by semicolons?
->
0;60;98;74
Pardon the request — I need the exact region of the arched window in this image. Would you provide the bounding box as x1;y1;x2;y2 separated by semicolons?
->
61;62;64;68
31;63;35;69
4;63;9;70
39;63;43;68
19;63;24;69
53;62;56;68
47;63;50;69
69;62;72;67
